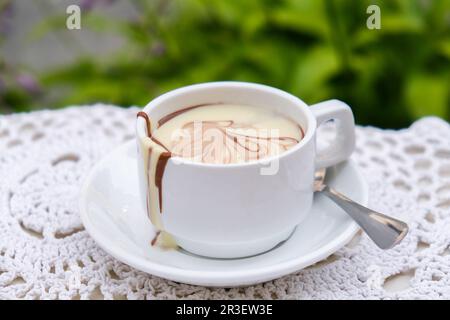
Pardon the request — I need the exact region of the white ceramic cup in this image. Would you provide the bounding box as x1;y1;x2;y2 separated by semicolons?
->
136;82;355;258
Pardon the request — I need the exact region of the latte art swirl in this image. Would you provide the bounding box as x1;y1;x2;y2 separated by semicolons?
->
170;120;301;164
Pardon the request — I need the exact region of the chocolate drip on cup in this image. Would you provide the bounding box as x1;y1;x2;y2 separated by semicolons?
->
138;111;178;250
137;111;151;136
137;112;170;215
155;152;171;212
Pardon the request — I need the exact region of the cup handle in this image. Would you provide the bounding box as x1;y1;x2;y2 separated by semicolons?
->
310;99;356;168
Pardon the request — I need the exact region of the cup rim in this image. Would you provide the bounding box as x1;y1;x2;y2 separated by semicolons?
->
136;81;316;168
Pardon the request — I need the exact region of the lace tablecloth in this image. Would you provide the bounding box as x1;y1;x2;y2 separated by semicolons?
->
0;104;449;300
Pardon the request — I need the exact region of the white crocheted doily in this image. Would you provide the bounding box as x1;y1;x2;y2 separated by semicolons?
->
0;105;449;300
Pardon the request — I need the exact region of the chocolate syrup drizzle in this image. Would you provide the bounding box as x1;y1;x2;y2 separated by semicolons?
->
172;120;303;163
151;231;161;246
137;111;151;135
137;111;170;214
157;103;214;127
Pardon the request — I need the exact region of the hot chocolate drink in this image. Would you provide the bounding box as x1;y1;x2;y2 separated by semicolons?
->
137;103;304;248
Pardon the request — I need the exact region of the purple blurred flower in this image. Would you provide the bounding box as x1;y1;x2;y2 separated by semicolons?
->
16;74;41;94
80;0;115;12
0;1;13;35
151;41;166;57
80;0;95;11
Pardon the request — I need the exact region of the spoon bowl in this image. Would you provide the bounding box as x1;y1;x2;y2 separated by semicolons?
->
314;168;408;249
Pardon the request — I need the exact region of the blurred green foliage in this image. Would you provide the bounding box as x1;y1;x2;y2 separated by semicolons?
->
1;0;450;128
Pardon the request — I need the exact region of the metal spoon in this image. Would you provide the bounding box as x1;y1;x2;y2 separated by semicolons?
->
314;168;409;249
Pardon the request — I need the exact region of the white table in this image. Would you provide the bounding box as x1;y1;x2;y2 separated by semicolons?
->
0;105;449;299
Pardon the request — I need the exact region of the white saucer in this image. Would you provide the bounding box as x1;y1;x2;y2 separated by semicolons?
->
79;141;368;287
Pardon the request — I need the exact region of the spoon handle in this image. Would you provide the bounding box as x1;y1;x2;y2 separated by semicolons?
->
320;185;408;249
